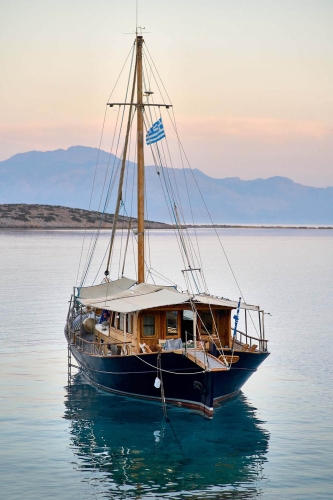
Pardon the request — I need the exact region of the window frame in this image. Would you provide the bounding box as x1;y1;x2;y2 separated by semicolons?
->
142;314;156;337
166;310;179;337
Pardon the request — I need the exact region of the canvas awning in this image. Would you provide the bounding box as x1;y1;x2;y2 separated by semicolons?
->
79;283;191;313
78;277;137;301
78;280;259;313
192;294;260;311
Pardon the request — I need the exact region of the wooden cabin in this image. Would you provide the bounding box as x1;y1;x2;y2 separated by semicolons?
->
74;278;264;356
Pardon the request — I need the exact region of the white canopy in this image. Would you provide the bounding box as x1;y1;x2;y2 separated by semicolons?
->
192;294;260;311
78;280;259;313
78;277;136;301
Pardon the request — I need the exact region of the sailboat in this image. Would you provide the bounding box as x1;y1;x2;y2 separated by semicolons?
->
65;33;270;418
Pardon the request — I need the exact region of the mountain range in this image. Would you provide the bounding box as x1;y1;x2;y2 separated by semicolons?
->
0;145;332;224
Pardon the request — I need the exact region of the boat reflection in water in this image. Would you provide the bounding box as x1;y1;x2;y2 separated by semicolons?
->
64;374;270;499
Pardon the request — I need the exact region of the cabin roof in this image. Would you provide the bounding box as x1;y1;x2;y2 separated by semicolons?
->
78;277;137;300
78;279;259;313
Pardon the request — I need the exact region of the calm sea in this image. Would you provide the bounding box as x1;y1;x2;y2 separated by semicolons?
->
0;228;332;499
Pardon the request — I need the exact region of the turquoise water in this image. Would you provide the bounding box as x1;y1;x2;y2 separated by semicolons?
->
0;228;332;499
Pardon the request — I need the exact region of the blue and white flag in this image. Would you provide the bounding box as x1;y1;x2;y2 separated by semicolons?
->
146;118;165;145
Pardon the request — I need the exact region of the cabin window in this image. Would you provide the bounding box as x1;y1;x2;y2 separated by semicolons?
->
127;314;132;333
183;310;194;321
143;315;155;336
119;313;124;331
112;312;118;328
166;311;178;337
200;312;213;335
108;311;114;326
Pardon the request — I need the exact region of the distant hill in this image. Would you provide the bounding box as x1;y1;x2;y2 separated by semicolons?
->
0;204;171;229
1;145;332;224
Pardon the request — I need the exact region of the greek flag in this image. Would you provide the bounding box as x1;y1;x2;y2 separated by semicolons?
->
146;118;165;145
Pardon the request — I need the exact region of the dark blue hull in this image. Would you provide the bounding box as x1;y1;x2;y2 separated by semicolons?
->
69;343;269;417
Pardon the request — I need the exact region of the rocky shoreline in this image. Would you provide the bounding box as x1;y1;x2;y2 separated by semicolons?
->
0;204;331;230
0;204;172;229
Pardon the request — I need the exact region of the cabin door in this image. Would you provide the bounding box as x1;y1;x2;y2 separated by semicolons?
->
181;310;194;343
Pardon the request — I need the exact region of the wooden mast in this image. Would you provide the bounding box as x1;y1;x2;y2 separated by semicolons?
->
136;35;145;283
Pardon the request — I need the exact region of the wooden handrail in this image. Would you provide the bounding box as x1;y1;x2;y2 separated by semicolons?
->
70;329;132;346
235;329;268;343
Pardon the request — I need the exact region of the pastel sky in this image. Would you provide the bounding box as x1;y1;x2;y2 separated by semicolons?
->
1;0;332;186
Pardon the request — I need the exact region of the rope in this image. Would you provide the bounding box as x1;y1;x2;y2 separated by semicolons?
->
80;44;136;287
78;349;206;375
157;353;168;419
76;43;135;287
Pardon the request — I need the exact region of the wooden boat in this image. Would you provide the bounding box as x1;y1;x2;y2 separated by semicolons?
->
65;33;270;418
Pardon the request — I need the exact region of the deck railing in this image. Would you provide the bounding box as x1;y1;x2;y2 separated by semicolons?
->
68;327;133;356
234;329;268;352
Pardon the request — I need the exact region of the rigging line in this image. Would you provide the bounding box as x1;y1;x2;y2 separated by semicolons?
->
167;107;242;293
130;135;137;276
117;203;126;278
147;267;179;287
142;47;152;94
170;107;245;286
144;181;152;272
141;69;155;275
143;115;186;262
79;160;118;286
79;107;122;287
80;52;136;287
77;43;135;286
142;115;189;276
131;219;138;278
158;132;204;290
94;43;136;218
115;201;156;280
107;42;136;102
81;45;136;282
121;218;132;277
117;165;131;279
94;193;154;282
143;98;206;292
130;353;206;375
102;42;136;212
79;136;123;285
174;205;200;294
144;91;202;291
143;45;172;105
141;103;193;285
142;164;153;274
82;139;125;282
91;199;135;284
143;54;203;287
118;109;135;278
92;238;111;285
97;105;121;214
79;361;206;375
75;104;108;287
167;108;259;335
152;143;199;293
148;102;184;223
121;126;138;278
165;114;207;292
168;118;258;340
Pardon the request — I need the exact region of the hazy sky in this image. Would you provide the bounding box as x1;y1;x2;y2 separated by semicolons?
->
1;0;332;186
